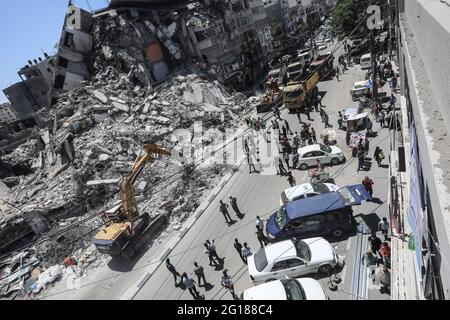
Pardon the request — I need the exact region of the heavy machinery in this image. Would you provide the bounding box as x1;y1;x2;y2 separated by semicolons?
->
92;144;171;259
282;71;320;112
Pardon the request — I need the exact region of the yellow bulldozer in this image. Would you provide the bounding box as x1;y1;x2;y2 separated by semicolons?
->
92;144;171;259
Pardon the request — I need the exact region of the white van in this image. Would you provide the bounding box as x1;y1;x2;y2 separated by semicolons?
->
360;53;372;69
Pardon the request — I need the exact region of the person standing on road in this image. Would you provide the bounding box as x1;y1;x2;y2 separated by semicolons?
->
165;258;181;286
336;66;340;82
374;147;384;167
229;195;242;217
375;265;391;293
256;216;266;231
205;240;220;260
234;238;246;263
247;153;257;175
287;171;296;187
369;235;383;259
323;112;331;128
221;270;236;299
284;119;293;135
278;157;288;176
337;111;344;130
320;109;325;124
193;262;208;287
362;176;374;197
296;108;302;124
204;243;218;266
241;243;253;264
292;152;299;169
379;242;391;266
357;147;365;172
256;227;270;248
219;200;233;225
378;217;390;241
379;110;386;127
283;151;290;169
366;118;373;135
310;127;317;144
182;273;200;299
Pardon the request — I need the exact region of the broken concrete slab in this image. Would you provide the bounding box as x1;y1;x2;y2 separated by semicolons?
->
93;90;109;104
112;101;130;112
86;178;121;186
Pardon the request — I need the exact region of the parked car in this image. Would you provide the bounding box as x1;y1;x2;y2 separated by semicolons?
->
297;144;345;170
266;184;371;241
240;277;327;300
248;237;338;285
280;182;339;205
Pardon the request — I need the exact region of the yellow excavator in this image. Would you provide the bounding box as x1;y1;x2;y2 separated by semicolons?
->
92;144;171;259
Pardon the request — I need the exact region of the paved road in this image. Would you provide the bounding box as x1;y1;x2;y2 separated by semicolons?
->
42;43;392;300
134;50;392;300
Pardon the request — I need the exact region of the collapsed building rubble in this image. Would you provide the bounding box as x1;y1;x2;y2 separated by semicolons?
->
0;15;261;301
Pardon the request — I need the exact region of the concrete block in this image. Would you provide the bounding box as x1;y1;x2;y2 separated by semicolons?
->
112;101;130;112
93;90;108;104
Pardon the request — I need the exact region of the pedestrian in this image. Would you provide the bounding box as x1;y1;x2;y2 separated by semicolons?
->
205;239;220;261
369;234;382;259
287;171;296;187
323;112;331;128
281;125;287;138
310;127;317;144
165;258;181;286
219;200;233;225
364;138;370;156
366;118;373;135
320;109;325;124
193;262;208;287
357;147;365;171
316;159;324;171
292;152;299;169
375;265;391;293
284;119;293;135
362;176;374;197
63;255;78;275
392;74;398;90
379;110;386;127
278;157;288;176
336;66;340;81
296;108;302;124
256;216;266;231
362;251;377;283
283;151;290;169
317;95;324;108
389;94;397;110
234;238;246;263
241;242;253;264
182;273;199;299
374;147;384;166
379;242;391;266
221;270;236;299
304;106;312;121
378;217;390;241
337;111;343;129
229;195;242;217
373;104;380;122
256;228;269;248
243;137;250;155
247;153;257;174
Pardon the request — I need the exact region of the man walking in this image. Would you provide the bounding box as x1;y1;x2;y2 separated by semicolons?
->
241;243;253;264
337;111;343;129
234;238;246;263
284;119;293;135
204;243;218;266
336;66;340;82
378;217;390;241
379;110;386;128
219;200;233;225
256;228;270;248
366;118;373;135
256;216;266;231
193;262;208;287
221;270;236;299
287;171;296;187
229;195;242;217
166;258;181;286
283;152;290;169
369;234;383;258
182;273;199;299
296;109;302;124
379;242;391;266
247;153;257;174
310;127;317;144
323;111;331;128
374;147;384;167
362;176;374;197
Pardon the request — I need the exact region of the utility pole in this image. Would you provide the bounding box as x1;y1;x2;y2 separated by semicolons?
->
370;29;378;104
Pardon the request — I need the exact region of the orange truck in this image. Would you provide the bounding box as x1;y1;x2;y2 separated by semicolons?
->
282;71;320;112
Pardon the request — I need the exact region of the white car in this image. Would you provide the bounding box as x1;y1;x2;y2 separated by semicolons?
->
240;277;327;300
280;182;340;205
248;238;338;285
297;144;345;170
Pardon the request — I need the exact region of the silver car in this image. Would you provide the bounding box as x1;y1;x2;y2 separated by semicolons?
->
297;144;345;170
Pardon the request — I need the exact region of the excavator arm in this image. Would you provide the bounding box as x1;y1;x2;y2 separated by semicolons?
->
121;144;171;221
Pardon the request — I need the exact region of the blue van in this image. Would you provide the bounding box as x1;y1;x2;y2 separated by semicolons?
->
266;184;371;241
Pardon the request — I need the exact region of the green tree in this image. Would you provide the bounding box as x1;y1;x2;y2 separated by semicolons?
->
331;0;386;39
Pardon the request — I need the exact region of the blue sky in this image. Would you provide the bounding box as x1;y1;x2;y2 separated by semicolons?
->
0;0;108;103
